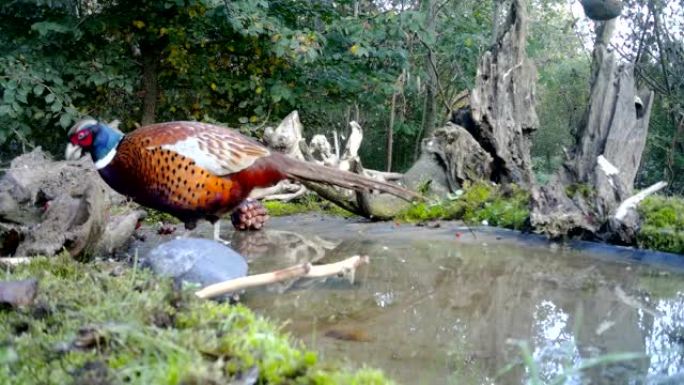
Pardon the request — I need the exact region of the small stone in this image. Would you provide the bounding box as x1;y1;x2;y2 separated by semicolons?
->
144;238;248;291
0;278;38;308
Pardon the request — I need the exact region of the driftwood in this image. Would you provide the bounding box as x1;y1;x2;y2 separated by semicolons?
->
605;181;667;244
195;255;369;299
259;109;499;217
530;14;654;242
258;112;416;218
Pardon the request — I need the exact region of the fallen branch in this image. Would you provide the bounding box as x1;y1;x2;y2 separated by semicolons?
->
195;255;369;299
614;181;667;221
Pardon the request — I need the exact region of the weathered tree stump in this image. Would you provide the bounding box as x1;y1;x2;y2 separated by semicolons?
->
467;0;538;187
405;123;493;195
531;18;655;241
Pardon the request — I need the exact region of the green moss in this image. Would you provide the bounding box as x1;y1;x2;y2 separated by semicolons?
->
0;256;394;385
639;195;684;230
637;195;684;254
396;182;530;230
264;197;355;218
395;201;464;222
143;208;181;225
637;226;684;254
565;183;595;199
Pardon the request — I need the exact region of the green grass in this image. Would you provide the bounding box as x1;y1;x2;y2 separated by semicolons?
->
0;255;394;385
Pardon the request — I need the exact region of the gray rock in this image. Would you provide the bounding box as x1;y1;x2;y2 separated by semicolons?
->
144;238;248;289
580;0;623;21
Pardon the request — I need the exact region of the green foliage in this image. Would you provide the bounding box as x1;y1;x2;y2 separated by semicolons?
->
637;195;684;254
0;0;497;173
0;255;394;384
528;0;591;177
396;182;530;230
638;195;684;230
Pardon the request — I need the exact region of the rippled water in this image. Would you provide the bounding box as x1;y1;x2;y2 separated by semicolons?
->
142;214;684;384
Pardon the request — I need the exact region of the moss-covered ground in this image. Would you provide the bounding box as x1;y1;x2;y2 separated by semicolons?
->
263;197;355;218
637;195;684;254
0;255;393;385
395;182;531;230
261;182;530;230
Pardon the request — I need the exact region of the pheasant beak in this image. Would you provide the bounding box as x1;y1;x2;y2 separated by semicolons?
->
65;143;83;160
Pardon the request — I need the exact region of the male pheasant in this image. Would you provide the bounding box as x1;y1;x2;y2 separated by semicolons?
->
65;119;418;241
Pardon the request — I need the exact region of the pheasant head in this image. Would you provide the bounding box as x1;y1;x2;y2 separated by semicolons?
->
66;119;124;169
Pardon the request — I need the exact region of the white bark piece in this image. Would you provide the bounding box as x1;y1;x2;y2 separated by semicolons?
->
614;181;667;221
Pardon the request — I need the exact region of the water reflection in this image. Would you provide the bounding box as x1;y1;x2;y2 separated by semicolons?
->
168;216;684;384
231;219;684;384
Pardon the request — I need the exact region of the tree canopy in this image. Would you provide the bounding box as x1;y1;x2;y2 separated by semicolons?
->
0;0;682;188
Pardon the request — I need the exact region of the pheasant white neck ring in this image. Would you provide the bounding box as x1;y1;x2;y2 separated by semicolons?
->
95;147;117;169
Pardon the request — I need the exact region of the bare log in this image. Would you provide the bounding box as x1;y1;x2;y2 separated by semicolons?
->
195;255;369;299
0;257;32;267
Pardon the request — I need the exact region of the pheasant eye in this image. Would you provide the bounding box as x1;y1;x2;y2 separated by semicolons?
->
78;131;87;140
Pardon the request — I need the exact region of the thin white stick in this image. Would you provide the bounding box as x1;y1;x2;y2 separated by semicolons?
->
305;255;369;278
195;263;310;299
195;255;369;299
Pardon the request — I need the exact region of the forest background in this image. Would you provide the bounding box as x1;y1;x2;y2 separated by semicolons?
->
1;0;682;192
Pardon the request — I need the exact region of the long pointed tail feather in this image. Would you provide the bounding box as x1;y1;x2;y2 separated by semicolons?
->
274;153;420;201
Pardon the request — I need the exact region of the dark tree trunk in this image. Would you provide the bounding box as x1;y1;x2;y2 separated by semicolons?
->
141;43;160;125
387;85;397;171
415;0;437;159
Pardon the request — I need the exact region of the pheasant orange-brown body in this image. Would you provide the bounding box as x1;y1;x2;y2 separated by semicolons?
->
96;122;285;229
66;119;418;231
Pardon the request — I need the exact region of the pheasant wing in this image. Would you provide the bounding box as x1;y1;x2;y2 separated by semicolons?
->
132;121;270;176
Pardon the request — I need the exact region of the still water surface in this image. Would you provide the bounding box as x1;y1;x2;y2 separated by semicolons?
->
160;214;684;384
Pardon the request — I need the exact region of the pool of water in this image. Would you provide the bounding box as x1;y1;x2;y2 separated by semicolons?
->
142;214;684;384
